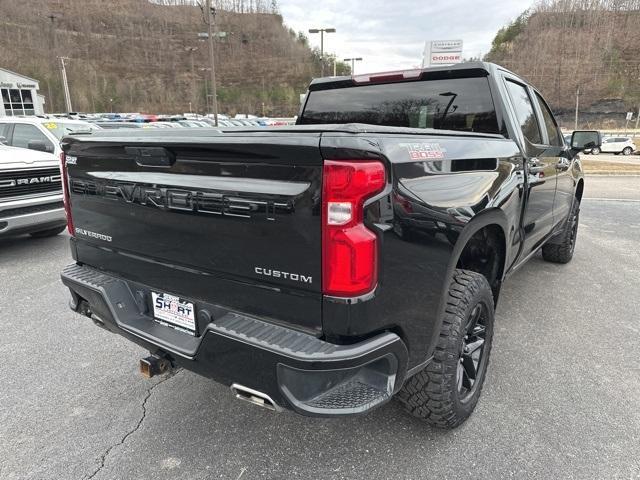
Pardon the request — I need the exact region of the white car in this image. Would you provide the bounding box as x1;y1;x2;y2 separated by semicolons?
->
0;143;67;238
592;136;636;155
0;117;100;157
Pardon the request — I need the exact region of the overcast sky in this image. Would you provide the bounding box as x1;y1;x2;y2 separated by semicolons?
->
278;0;534;74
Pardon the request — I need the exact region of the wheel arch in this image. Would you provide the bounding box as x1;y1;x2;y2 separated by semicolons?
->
424;209;509;361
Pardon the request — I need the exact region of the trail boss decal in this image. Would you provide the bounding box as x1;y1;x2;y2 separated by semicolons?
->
402;143;446;160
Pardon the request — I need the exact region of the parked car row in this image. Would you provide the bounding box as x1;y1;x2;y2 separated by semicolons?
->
0;113;299;156
52;112;295;129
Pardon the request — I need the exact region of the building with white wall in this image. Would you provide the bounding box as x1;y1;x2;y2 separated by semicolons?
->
0;68;45;116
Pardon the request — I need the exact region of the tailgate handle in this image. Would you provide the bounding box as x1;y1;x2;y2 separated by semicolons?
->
125;146;175;167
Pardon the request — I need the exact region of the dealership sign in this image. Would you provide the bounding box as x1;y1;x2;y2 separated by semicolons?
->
422;40;463;67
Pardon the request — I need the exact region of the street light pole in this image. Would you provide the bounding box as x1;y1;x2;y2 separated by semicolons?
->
205;0;219;126
343;57;363;75
308;27;336;77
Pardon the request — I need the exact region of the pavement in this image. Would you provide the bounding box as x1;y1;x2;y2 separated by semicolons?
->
0;175;639;480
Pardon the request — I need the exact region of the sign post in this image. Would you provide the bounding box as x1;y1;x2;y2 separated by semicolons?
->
625;111;633;136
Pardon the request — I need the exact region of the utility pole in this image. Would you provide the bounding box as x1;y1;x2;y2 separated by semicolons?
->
199;67;211;114
634;106;640;138
58;56;72;113
205;0;219;126
47;13;60;113
574;86;580;131
344;57;363;75
185;46;198;113
308;27;336;77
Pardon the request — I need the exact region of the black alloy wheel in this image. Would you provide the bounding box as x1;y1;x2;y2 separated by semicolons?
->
457;303;488;402
397;269;495;429
567;206;579;255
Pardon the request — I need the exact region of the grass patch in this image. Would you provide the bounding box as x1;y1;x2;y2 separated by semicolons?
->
581;159;640;174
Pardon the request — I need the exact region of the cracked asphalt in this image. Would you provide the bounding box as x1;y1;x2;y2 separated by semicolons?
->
1;176;639;480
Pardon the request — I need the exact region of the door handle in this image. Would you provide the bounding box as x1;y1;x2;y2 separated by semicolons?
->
556;158;570;171
528;159;545;174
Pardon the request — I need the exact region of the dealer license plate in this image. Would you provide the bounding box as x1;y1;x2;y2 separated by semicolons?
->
151;292;196;335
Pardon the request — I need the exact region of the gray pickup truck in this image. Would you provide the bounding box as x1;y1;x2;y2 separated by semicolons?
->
0;144;66;238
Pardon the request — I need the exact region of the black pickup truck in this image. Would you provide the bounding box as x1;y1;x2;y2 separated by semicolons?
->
60;63;600;428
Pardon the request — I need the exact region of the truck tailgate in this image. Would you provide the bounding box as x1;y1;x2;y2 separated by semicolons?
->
64;132;323;332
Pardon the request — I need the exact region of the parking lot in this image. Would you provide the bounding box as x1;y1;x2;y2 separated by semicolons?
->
1;175;638;480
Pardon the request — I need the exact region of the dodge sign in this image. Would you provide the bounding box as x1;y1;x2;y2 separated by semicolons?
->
422;39;463;67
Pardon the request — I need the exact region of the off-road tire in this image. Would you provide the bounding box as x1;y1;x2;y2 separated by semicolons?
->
29;225;66;238
397;269;494;429
541;199;579;264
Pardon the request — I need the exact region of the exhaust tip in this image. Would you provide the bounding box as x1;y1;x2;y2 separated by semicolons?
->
230;383;281;412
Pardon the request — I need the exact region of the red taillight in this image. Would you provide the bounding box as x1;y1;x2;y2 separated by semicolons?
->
322;160;386;297
59;152;74;235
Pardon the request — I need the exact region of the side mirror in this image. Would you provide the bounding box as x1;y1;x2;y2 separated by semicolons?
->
0;136;7;145
27;140;54;153
570;130;601;152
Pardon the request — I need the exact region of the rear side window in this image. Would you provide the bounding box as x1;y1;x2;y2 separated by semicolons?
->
534;92;563;146
505;80;541;144
299;77;500;134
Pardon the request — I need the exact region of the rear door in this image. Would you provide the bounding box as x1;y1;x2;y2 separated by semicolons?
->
601;137;618;153
533;90;573;226
503;78;557;256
